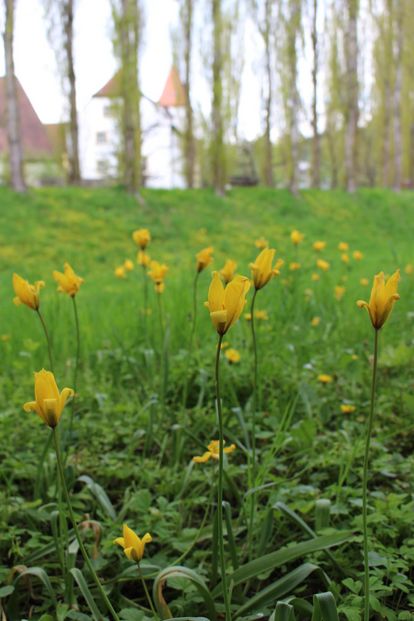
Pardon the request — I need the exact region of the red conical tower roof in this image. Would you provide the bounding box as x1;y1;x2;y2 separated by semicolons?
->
158;66;186;108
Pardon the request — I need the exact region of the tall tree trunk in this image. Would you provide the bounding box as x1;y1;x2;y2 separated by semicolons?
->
263;0;273;186
63;0;80;184
3;0;26;192
393;0;403;191
183;0;195;188
119;0;141;193
310;0;320;188
286;0;300;195
381;0;393;187
211;0;225;195
344;0;358;193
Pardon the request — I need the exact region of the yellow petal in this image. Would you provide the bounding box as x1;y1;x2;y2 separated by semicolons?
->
207;272;225;312
114;537;125;548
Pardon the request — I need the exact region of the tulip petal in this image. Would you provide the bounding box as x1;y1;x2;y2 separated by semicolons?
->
114;537;125;548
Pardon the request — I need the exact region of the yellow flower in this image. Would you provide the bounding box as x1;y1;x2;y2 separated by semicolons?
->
311;316;320;327
289;262;301;271
357;270;400;330
318;374;333;384
13;273;45;310
338;242;349;252
53;262;84;297
132;228;151;250
114;524;152;562
148;260;168;293
206;272;250;335
220;341;229;349
334;286;346;301
115;266;126;279
220;259;237;284
405;263;413;275
341;253;350;264
255;237;268;250
225;348;240;363
193;440;236;463
290;229;304;245
360;278;369;286
341;404;356;413
137;251;151;267
1;334;11;341
313;241;326;252
255;310;269;320
250;248;281;290
311;272;320;281
23;369;74;428
124;259;134;272
196;246;214;272
353;250;363;261
316;259;330;272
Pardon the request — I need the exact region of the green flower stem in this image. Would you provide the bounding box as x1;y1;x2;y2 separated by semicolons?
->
52;428;120;621
69;296;81;438
250;289;259;476
182;271;200;408
215;334;232;621
362;329;379;621
137;562;158;619
36;309;54;372
142;264;149;338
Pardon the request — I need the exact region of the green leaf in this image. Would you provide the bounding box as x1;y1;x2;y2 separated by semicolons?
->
228;531;352;587
0;585;14;597
311;592;339;621
70;567;104;621
78;474;117;520
270;602;296;621
153;566;217;621
14;567;56;605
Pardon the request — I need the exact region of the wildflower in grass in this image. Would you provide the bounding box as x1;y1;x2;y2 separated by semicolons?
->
13;273;44;310
132;228;151;250
360;277;369;286
196;246;214;272
53;263;84;297
335;286;346;301
289;262;301;271
341;404;356;413
23;370;73;428
115;266;126;279
405;263;413;275
255;237;268;249
225;348;240;363
353;250;363;261
341;253;350;264
311;272;320;281
148;260;168;293
313;240;326;251
338;242;349;251
220;341;229;349
357;270;400;331
250;248;281;290
244;309;269;321
356;269;400;621
220;259;237;284
193;440;236;463
318;374;333;384
316;259;330;271
124;259;134;272
137;250;150;267
290;229;304;245
1;334;10;341
114;524;152;562
206;271;250;335
311;316;320;327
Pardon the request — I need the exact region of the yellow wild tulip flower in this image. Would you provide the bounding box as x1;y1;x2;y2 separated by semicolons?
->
311;272;320;281
225;348;240;363
115;266;126;279
289;262;301;271
290;229;304;245
13;273;45;310
311;316;320;327
341;404;356;414
193;440;236;463
114;524;152;562
137;251;150;267
53;263;84;297
220;259;237;284
318;374;333;384
23;369;74;428
132;228;151;250
338;242;349;252
148;260;168;293
360;278;369;286
255;237;268;250
206;271;250;335
313;240;326;252
316;259;330;272
250;248;281;290
124;259;134;272
196;246;214;272
341;253;350;264
357;270;400;330
353;250;363;261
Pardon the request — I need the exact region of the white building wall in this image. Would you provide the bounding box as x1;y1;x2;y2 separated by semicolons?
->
79;97;119;181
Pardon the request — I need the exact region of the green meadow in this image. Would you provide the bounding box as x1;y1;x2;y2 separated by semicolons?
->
1;186;413;620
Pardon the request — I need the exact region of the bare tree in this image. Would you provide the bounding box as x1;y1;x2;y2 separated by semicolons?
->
180;0;195;188
344;0;359;192
3;0;26;191
393;0;403;190
310;0;320;188
211;0;225;195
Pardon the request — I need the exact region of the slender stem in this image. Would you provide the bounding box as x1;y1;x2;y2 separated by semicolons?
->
215;334;232;621
157;293;165;339
52;428;120;621
137;563;158;619
36;309;54;372
250;289;259;475
362;329;379;621
182;271;200;408
142;264;148;339
69;296;81;438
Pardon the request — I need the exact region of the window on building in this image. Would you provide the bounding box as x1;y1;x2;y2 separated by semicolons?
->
103;105;114;118
97;160;109;175
96;131;107;144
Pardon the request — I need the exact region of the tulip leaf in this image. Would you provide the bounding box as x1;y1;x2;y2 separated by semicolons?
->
70;568;104;621
153;566;217;621
14;566;57;605
78;474;117;520
270;602;297;621
311;592;339;621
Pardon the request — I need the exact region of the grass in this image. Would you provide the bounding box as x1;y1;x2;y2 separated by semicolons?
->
0;186;413;620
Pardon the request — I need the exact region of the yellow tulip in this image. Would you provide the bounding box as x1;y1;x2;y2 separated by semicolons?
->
13;273;45;310
23;369;74;428
311;272;320;281
313;240;326;252
193;440;236;463
206;272;250;335
357;270;400;330
341;253;350;264
196;246;214;272
360;278;369;286
225;348;240;363
115;266;126;279
124;259;134;272
318;374;333;384
338;242;349;252
137;251;150;267
341;404;356;413
289;262;301;271
114;524;152;562
353;250;363;261
220;259;237;284
250;248;281;290
52;263;84;297
148;260;168;293
290;229;304;245
255;237;268;250
132;228;151;250
316;259;330;272
311;316;320;327
334;286;346;301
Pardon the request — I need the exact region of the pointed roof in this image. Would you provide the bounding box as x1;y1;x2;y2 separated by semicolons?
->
93;70;122;98
0;77;53;157
158;66;186;108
